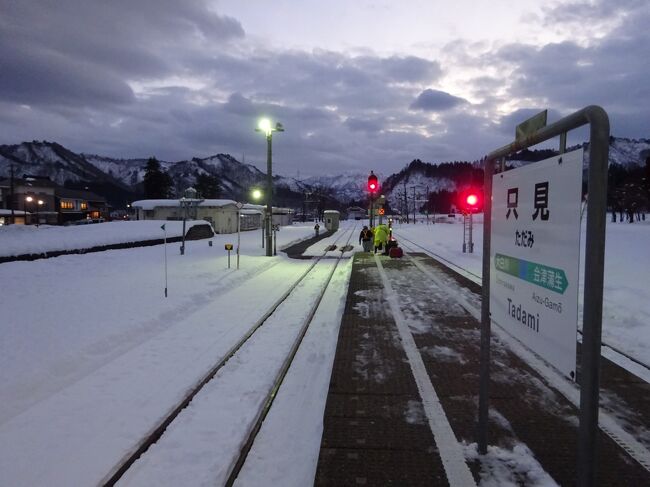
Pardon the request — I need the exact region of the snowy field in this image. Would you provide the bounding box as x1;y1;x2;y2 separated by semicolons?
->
392;214;650;372
0;220;210;257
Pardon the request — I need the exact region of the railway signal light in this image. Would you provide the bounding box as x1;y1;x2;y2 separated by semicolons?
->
367;171;379;194
460;188;482;212
378;207;385;215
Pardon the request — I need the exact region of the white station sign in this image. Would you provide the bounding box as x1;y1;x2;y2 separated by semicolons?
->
490;149;583;378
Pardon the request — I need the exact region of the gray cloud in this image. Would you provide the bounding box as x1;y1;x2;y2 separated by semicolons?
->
344;117;385;134
0;0;647;178
410;89;468;112
0;0;244;109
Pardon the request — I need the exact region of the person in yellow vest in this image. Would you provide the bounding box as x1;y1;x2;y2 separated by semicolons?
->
373;223;389;254
359;225;373;252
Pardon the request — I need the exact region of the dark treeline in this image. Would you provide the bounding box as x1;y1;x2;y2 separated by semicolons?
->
608;158;649;223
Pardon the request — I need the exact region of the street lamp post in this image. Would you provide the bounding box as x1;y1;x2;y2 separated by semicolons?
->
256;118;284;257
25;196;33;225
37;200;43;227
251;188;264;248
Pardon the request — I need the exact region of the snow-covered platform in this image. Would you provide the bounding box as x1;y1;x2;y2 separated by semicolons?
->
315;252;650;486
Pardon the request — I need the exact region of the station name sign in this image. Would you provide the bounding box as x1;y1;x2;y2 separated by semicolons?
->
490;149;583;378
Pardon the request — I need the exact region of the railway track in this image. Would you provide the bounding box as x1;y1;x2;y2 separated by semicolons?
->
102;225;357;486
388;237;650;474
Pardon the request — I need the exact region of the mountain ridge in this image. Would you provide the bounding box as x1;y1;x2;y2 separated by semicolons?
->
1;137;648;209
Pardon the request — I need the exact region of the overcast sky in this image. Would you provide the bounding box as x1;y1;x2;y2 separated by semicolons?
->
1;0;648;177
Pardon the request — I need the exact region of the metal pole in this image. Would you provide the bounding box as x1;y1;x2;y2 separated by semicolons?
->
577;107;609;487
273;226;277;256
477;156;495;454
163;227;168;298
427;185;430;224
266;134;273;257
262;220;265;248
237;210;241;269
469;212;473;253
181;200;186;255
10;163;15;225
413;186;416;223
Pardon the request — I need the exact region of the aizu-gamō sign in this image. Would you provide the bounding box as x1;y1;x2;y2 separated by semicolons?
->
490;149;583;378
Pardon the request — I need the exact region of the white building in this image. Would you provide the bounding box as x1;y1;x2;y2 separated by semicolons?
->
132;199;294;234
347;206;367;220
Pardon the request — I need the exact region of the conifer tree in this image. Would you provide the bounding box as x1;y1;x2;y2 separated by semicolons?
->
143;157;173;198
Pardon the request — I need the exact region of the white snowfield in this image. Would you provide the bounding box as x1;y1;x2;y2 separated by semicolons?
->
0;220;208;258
0;218;647;486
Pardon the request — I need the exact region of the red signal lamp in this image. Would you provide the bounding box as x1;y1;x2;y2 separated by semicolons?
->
460;188;482;212
367;171;379;194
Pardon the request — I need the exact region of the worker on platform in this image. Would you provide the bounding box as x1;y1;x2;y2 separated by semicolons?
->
373;223;389;254
314;222;320;236
359;225;373;252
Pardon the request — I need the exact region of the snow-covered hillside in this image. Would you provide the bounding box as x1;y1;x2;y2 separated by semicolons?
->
1;137;648;206
301;172;371;203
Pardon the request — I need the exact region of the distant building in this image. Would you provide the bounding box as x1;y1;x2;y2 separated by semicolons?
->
0;175;107;225
347;206;367;220
56;187;109;224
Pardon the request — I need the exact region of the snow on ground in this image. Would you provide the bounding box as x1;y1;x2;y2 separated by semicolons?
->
0;221;360;486
0;220;208;257
464;442;559;487
392;214;650;370
0;217;647;485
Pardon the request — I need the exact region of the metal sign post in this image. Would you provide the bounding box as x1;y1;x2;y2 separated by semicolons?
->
225;243;233;268
478;106;609;487
236;202;243;269
161;224;168;297
273;224;279;256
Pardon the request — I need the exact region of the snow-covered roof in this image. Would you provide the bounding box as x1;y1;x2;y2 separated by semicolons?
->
240;209;262;215
242;203;265;210
0;209;29;215
132;199;238;210
323;210;340;214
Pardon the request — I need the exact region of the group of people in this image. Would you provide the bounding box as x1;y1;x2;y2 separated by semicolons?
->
359;223;394;254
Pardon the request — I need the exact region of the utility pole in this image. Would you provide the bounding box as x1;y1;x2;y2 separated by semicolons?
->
10;163;15;224
412;186;417;224
404;180;409;223
426;185;431;224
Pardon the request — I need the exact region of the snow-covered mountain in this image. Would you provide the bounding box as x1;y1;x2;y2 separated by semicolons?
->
301;172;370;203
1;137;647;208
593;137;650;167
0;142;311;204
0;141;131;189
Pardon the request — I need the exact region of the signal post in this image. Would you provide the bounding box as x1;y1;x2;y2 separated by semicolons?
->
461;189;481;253
367;171;379;227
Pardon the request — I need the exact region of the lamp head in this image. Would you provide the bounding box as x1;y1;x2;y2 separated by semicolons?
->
257;118;272;136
